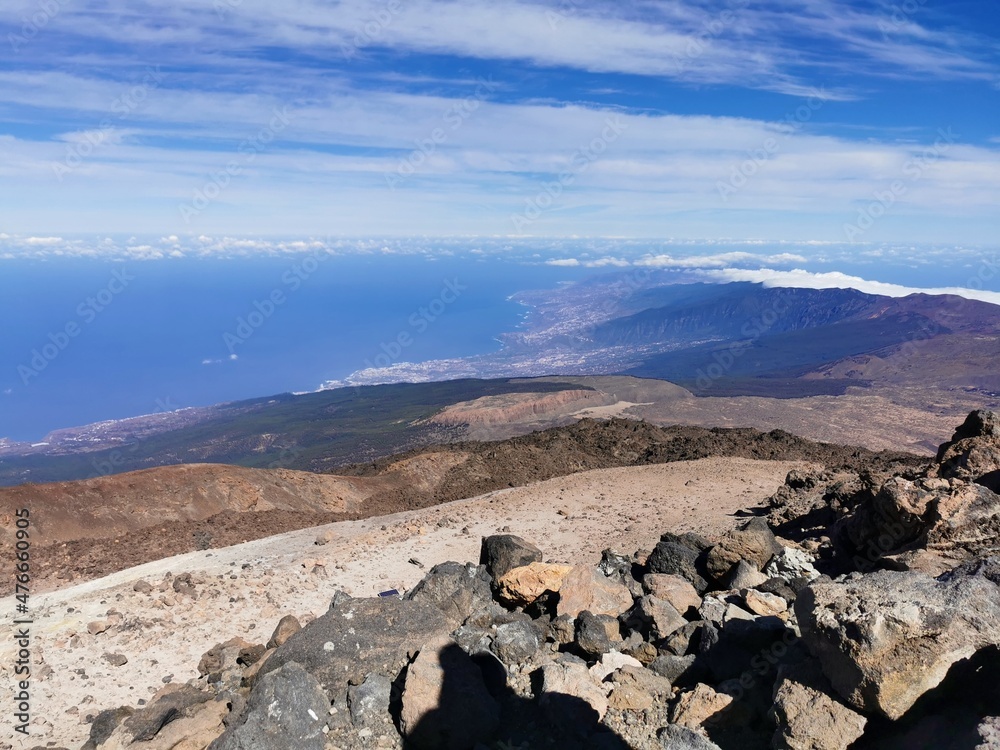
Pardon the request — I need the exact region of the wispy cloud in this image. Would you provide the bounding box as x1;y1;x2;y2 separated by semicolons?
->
0;1;997;239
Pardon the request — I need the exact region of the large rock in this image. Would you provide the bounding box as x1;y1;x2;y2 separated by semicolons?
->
923;482;1000;556
764;547;820;584
796;559;1000;719
936;410;1000;491
837;476;1000;566
977;716;1000;750
491;620;541;664
575;610;622;657
259;596;450;701
540;660;609;732
647;531;712;593
637;595;687;640
210;662;328;750
93;687;227;750
670;683;735;729
347;673;392;727
643;573;702;617
557;565;635;618
400;636;500;750
657;724;724;749
705;518;782;582
494;562;573;608
198;637;261;685
121;685;212;743
406;561;496;628
769;661;867;750
480;534;543;580
605;664;672;711
266;615;301;649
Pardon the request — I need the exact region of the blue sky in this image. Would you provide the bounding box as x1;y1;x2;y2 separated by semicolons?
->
1;0;998;242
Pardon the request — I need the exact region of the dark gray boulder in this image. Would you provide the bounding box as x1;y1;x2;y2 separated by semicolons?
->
210;662;328;750
406;561;496;628
491;620;541;665
647;531;712;593
259;595;450;701
347;673;392;727
479;534;543;580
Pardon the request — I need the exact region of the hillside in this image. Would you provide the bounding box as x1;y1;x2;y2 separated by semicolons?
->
0;418;924;594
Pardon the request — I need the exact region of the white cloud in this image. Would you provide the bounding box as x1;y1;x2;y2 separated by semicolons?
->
637;252;808;268
706;267;1000;306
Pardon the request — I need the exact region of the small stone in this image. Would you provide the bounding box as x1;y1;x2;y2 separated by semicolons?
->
87;621;110;635
267;615;302;649
589;651;643;682
103;652;128;667
314;529;337;546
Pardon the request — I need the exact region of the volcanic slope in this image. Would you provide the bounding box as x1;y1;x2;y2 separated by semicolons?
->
2;418;924;594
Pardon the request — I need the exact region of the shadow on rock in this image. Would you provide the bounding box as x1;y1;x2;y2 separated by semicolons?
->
403;642;631;750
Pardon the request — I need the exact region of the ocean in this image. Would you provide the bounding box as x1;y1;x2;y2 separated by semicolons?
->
4;243;999;442
0;254;591;441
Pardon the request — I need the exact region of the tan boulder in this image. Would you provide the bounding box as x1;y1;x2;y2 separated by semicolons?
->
557;565;634;618
495;562;573;607
770;661;867;750
671;683;735;729
644;572;702;615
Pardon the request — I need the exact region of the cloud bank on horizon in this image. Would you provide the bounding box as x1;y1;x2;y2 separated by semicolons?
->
1;0;998;242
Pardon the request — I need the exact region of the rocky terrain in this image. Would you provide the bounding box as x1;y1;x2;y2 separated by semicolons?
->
1;456;805;749
1;418;922;594
6;411;1000;749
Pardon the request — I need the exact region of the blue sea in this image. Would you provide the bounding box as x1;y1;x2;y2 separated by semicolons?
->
3;244;999;442
0;254;595;441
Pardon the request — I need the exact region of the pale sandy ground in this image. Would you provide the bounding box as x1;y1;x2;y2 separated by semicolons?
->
0;457;809;750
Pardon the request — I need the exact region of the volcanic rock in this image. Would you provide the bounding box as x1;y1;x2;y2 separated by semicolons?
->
479;534;543;580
